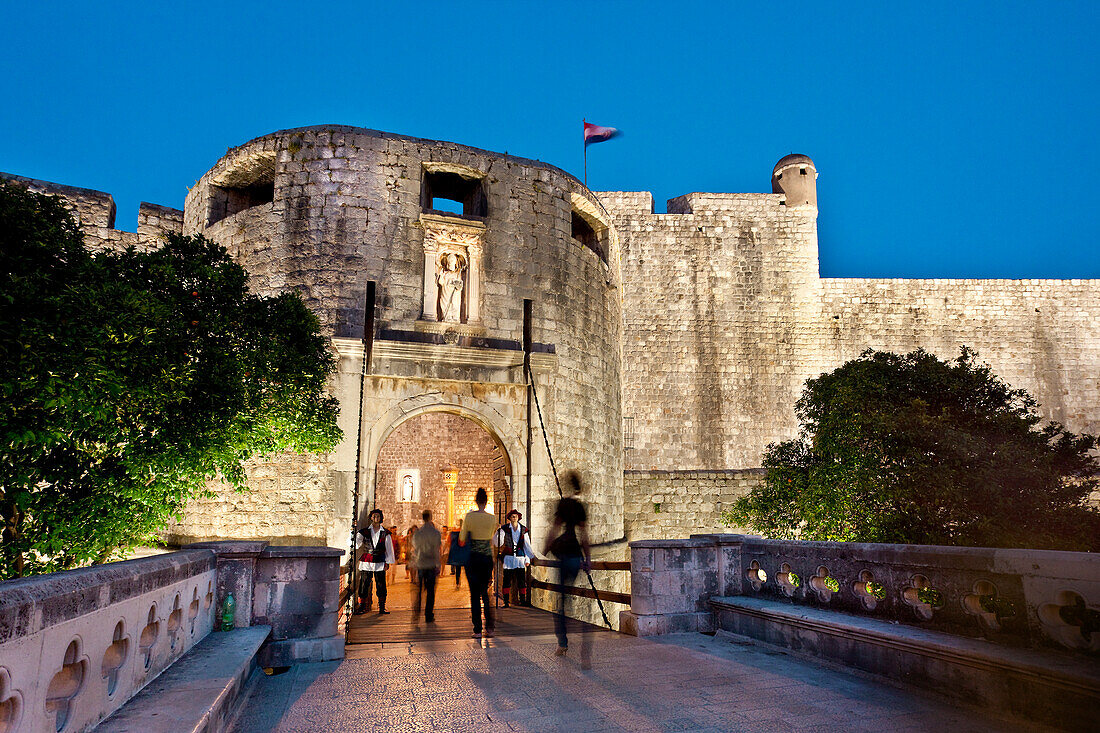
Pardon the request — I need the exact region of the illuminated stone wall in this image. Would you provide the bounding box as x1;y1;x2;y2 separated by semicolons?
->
176;126;624;548
623;469;764;541
604;188;1100;475
9;135;1098;550
373;412;500;534
165;452;334;546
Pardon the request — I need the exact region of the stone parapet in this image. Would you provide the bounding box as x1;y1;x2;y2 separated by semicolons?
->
0;542;347;732
623;533;1100;657
0;551;218;733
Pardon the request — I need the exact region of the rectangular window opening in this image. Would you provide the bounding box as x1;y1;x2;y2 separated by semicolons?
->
422;170;487;218
571;210;606;264
207;179;274;226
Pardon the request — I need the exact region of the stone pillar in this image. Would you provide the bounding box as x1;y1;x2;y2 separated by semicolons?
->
618;537;719;636
184;540;268;629
421;248;438;321
252;546;346;665
466;240;482;324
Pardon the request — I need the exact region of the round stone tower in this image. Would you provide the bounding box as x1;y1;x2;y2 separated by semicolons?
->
771;153;817;208
172;126;624;550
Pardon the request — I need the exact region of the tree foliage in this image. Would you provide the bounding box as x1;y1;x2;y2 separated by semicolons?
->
1;180;341;577
723;347;1100;550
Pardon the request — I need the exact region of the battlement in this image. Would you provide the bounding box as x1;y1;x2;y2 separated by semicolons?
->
665;192;789;215
1;172;182;250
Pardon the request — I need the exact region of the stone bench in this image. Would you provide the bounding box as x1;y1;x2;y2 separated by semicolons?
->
710;596;1100;733
96;626;270;733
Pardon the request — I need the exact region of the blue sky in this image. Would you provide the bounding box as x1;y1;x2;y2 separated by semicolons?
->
2;1;1097;278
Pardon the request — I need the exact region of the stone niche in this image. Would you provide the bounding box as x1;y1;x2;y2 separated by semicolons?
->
418;213;485;334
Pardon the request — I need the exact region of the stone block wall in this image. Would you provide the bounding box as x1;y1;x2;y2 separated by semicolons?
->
182;126;624;546
604;184;1100;473
165;452;335;547
374;411;501;532
606;190;821;472
1;172;182;253
624;469;763;541
819;278;1100;433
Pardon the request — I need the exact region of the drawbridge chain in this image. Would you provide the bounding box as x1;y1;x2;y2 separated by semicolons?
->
526;365;614;630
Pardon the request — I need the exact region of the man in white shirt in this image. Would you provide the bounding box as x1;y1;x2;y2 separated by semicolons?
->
496;509;534;607
354;509;395;614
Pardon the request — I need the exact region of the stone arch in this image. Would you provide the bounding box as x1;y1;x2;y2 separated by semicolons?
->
362;393;527;525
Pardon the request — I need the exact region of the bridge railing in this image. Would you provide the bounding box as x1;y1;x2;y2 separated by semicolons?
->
529;558;632;605
620;533;1100;653
0;542;344;733
0;550;218;733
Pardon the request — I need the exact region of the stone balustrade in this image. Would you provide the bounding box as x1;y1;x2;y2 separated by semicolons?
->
0;551;217;733
621;533;1100;653
0;542;343;733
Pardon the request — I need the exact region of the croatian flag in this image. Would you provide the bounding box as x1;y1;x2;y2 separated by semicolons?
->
584;122;621;146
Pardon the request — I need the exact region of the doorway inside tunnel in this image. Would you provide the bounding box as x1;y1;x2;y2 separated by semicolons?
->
359;411;512;613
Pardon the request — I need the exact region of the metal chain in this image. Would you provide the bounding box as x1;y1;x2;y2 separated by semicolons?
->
526;365;613;630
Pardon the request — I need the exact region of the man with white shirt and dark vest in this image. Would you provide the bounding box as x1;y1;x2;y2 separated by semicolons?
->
496;509;534;607
354;508;395;615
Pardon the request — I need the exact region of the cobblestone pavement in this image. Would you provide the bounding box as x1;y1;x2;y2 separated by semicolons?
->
231;630;1050;733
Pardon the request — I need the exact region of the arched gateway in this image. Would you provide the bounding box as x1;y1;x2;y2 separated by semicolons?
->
167;126;625;553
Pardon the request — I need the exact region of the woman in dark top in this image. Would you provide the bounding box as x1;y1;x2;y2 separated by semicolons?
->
448;519;467;587
544;470;592;663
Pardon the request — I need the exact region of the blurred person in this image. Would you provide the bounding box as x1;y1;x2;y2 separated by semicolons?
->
354;509;395;614
404;524;418;579
448;519;467;587
460;488;496;637
387;525;399;587
496;509;534;607
544;471;592;666
411;509;442;625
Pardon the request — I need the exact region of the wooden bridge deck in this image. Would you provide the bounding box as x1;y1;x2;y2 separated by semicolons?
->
346;604;608;644
343;569;608;644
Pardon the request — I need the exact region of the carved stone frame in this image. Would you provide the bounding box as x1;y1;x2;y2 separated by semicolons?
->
419;213;484;329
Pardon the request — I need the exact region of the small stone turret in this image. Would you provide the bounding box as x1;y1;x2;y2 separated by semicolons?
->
771;154;817;208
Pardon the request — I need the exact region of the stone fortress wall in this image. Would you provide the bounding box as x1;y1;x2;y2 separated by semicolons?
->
603;155;1100;540
177;126;624;549
1;172;184;251
7;135;1099;548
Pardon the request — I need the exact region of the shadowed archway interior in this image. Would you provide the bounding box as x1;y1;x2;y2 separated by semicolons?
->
372;412;511;535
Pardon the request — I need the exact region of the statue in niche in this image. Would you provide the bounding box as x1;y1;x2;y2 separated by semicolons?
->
437;252;466;322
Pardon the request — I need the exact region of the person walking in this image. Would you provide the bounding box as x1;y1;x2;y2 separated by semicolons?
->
354;509;395;615
460;488;496;637
544;471;592;665
448;520;467;587
404;524;418;580
496;509;534;607
410;509;442;625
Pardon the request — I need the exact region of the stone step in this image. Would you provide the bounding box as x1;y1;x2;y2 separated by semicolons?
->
95;626;271;733
710;595;1099;733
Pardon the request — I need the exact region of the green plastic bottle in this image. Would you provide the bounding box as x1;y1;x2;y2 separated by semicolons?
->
221;593;236;631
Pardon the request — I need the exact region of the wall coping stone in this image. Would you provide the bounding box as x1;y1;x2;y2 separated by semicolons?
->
259;546;344;559
0;550;215;642
629;538;715;549
733;535;1100;580
185;540;270;558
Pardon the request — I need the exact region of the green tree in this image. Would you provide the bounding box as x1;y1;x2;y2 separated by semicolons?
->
723;347;1100;550
1;180;341;578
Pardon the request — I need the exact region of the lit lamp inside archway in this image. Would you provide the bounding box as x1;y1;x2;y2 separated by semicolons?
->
442;466;458;526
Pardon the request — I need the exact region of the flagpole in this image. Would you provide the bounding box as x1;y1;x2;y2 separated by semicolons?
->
583;118;587;188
